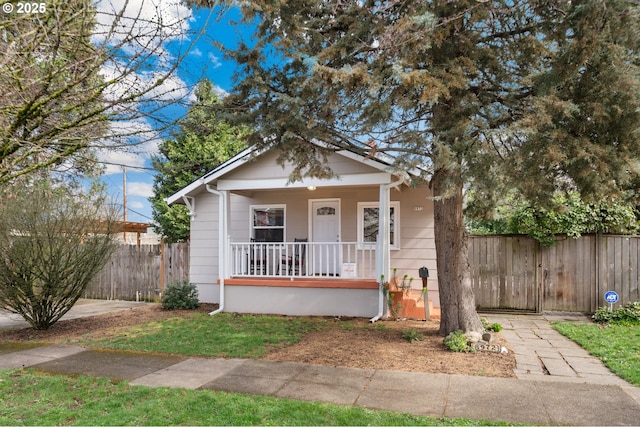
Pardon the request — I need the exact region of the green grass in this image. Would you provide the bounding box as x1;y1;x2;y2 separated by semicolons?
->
553;322;640;386
0;370;510;426
0;314;519;425
81;313;326;358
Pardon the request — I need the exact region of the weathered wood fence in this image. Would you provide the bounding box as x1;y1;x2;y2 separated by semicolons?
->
469;234;640;313
83;243;189;301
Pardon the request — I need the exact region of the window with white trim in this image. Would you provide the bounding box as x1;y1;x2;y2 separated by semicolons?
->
357;201;400;249
251;205;285;242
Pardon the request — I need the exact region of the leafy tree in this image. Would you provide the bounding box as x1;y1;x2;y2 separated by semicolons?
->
151;79;248;242
468;192;639;246
1;0;201;183
210;0;640;335
0;179;118;330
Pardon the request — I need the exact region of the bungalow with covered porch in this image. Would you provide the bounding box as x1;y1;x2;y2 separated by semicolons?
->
166;144;439;320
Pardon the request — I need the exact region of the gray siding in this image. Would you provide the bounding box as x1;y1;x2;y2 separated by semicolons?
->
185;149;438;308
188;193;219;302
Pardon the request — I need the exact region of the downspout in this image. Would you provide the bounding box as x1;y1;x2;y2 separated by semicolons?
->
205;184;227;316
370;173;406;323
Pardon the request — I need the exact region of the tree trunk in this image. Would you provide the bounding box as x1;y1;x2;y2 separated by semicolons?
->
432;168;484;336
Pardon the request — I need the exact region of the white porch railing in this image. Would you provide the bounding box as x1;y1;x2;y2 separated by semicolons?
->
229;241;377;279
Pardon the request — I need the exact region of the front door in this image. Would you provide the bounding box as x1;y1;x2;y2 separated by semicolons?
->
310;199;340;276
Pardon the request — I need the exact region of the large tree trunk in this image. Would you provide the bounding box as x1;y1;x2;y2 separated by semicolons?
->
432;168;484;336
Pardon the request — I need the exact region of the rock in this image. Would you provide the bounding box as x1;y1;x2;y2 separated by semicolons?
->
482;332;493;342
500;346;508;354
465;331;483;343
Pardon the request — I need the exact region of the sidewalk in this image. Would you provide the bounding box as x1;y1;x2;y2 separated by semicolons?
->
0;299;150;330
1;304;640;425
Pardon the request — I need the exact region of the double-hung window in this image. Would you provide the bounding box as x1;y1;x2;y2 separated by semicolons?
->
251;205;285;242
357;201;400;249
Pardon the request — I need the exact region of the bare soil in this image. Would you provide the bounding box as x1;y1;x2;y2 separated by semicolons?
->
0;304;516;378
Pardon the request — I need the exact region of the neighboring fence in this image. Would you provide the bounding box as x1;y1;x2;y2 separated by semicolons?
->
469;234;640;313
84;243;189;302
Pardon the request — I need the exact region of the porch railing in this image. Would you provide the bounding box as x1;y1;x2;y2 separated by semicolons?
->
229;241;377;279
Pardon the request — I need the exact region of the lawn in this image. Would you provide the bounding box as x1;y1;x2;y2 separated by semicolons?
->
0;370;510;426
79;312;325;358
552;322;640;386
0;310;524;426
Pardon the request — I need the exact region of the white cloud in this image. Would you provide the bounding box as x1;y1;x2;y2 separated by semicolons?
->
191;47;203;57
99;62;193;105
127;182;154;198
130;201;146;209
208;52;222;69
93;0;194;48
95;119;162;174
214;84;229;97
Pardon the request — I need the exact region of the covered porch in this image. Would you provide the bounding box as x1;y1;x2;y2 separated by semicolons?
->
166;145;425;317
229;241;377;279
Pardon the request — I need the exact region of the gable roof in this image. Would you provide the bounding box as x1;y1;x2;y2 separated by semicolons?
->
165;141;420;205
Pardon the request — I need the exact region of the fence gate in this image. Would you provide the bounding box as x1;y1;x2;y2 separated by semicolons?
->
539;236;597;313
469;234;640;313
469;236;539;312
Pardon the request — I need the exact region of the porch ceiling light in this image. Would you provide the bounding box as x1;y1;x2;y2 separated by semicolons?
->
307;186;317;191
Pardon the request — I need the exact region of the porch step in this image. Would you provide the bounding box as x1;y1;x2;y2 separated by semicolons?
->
394;289;440;320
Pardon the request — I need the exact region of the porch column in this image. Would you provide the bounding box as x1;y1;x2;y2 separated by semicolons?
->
221;190;230;278
376;183;390;284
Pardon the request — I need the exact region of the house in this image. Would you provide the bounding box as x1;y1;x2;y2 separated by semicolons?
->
166;143;438;320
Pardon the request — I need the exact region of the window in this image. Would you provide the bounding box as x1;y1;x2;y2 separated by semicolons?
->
357;201;400;249
251;205;285;242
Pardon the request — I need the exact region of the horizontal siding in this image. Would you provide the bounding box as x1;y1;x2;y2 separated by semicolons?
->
187;183;440;307
190;194;220;287
391;185;438;306
224;151;379;181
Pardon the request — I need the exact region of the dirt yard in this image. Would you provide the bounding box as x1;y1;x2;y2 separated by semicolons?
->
0;304;516;378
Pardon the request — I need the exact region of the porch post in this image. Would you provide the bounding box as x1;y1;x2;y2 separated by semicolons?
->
377;184;390;284
221;190;230;277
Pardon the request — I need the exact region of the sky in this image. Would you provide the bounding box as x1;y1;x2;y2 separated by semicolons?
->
94;1;249;224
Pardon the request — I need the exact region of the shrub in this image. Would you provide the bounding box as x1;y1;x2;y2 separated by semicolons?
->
162;280;199;310
481;318;503;332
0;179;118;330
593;301;640;325
402;329;424;343
444;330;469;352
488;322;503;332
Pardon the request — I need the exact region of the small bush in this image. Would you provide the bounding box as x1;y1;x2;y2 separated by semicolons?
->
481;318;503;332
162;280;199;310
402;329;424;343
488;322;503;332
593;301;640;325
444;330;469;352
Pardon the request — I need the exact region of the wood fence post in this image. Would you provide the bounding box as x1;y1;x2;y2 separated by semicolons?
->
160;240;165;296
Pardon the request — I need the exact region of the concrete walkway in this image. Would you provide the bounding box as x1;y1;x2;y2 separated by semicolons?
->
1;303;640;425
484;312;632;385
0;299;150;330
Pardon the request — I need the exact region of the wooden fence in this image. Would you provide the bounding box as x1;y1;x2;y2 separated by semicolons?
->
83;243;189;302
469;234;640;313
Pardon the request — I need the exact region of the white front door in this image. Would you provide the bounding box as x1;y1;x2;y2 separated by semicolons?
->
310;199;340;276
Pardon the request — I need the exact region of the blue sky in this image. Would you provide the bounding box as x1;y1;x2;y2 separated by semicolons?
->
95;2;249;224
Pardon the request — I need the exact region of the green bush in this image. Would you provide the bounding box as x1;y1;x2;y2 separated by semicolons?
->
593;301;640;325
481;318;503;332
489;322;503;332
444;330;469;352
402;329;424;343
162;280;199;310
